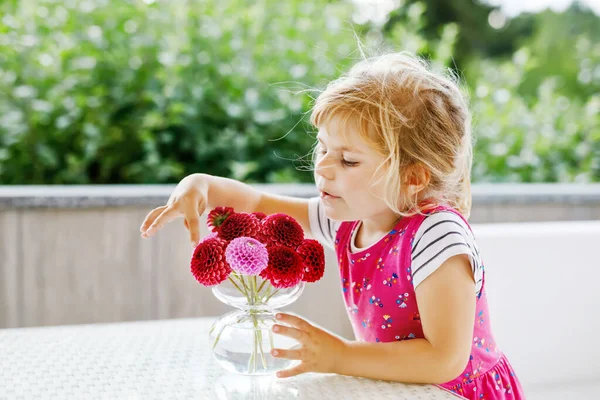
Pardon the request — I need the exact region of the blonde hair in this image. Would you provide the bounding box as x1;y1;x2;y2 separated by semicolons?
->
310;51;473;219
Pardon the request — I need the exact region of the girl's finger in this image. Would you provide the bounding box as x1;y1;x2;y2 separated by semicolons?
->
272;324;308;344
276;364;306;379
275;313;313;332
144;207;180;236
271;348;303;360
183;202;201;247
140;206;167;235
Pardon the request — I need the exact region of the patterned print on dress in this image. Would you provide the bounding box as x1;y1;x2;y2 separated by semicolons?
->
462;360;485;385
376;257;385;272
342;278;350;293
473;337;493;353
381;314;393;329
473;337;485;348
361;318;371;328
362;277;372;291
350;250;371;265
347;304;359;314
369;295;383;308
395;333;416;341
383;228;402;243
353;278;372;293
388;245;400;256
478;310;484;325
382;273;399;287
494;372;514;394
409;230;417;248
413;312;421;323
396;292;409;308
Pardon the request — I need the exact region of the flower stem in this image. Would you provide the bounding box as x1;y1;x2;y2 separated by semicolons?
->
212;326;225;350
250;277;267;370
268;328;275;351
211;315;245;350
264;289;280;303
225;274;272;373
248;347;255;372
256;321;267;369
234;274;252;295
253;326;257;372
248;276;254;305
228;276;246;297
256;279;267;295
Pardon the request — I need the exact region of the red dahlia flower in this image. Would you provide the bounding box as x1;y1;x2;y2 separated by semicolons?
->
297;239;325;282
207;206;234;232
260;213;304;249
259;245;304;288
190;236;231;286
218;212;261;241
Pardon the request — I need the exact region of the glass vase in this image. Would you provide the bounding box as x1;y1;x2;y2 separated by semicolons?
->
209;273;305;375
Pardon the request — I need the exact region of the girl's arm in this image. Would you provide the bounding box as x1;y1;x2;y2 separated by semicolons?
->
202;174;312;235
337;254;476;384
141;173;312;244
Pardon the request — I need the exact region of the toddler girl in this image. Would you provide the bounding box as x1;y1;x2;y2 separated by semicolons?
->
140;51;525;399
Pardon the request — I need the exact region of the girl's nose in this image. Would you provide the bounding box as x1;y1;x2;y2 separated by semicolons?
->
315;157;335;181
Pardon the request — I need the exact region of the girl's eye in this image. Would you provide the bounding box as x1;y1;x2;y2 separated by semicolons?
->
342;159;359;167
317;147;358;167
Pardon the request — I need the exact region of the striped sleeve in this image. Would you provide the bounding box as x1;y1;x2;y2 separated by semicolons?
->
410;211;483;295
308;197;340;250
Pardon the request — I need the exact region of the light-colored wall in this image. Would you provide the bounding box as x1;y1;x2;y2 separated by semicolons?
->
0;208;349;332
474;221;600;398
1;184;599;331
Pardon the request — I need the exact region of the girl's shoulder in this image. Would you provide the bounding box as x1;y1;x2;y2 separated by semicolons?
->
410;207;483;295
409;203;472;235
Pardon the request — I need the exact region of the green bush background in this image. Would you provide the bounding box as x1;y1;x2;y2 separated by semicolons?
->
0;0;598;184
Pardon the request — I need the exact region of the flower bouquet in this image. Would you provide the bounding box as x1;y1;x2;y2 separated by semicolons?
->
191;207;325;375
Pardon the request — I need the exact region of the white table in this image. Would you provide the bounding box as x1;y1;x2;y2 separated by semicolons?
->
0;318;462;399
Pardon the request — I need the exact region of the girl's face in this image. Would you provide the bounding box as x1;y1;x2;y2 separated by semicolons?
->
314;115;399;227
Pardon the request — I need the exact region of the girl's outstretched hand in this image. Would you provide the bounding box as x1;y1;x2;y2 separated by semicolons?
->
139;174;209;247
271;313;348;378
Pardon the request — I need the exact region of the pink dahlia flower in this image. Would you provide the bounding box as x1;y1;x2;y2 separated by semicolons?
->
225;237;269;275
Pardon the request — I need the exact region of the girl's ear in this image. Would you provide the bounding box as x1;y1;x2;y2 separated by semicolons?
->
404;163;430;195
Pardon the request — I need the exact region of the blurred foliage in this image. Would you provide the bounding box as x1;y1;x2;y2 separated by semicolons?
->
384;0;535;65
465;4;600;182
512;4;600;103
468;58;600;182
0;0;598;184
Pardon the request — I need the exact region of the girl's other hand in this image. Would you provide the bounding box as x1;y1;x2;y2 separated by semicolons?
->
139;174;209;247
271;313;348;378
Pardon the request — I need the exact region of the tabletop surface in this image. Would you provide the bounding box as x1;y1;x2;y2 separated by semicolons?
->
0;318;461;400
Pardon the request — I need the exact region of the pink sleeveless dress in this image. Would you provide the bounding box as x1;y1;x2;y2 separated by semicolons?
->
334;205;525;399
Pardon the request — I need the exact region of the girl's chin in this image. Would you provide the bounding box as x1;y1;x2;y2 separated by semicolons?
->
323;206;356;222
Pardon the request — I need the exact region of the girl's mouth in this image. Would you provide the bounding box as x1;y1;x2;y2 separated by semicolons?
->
320;191;340;200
